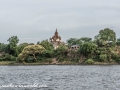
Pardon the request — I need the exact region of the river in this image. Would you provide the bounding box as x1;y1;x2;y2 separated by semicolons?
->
0;65;120;90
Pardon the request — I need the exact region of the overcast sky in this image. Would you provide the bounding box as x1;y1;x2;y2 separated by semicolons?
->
0;0;120;44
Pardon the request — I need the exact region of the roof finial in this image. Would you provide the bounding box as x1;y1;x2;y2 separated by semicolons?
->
55;28;58;36
56;28;57;32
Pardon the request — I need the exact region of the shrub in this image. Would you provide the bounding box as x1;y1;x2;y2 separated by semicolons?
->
0;53;17;61
10;55;17;61
85;59;94;64
99;54;107;62
115;58;120;63
71;58;79;63
111;53;119;60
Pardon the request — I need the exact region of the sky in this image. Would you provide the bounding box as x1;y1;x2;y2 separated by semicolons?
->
0;0;120;44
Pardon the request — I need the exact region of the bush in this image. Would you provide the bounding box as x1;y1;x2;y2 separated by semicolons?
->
10;55;17;61
115;58;120;63
111;53;119;60
0;53;16;61
58;56;64;62
46;58;52;63
99;54;107;62
71;58;79;63
57;55;68;62
85;59;94;64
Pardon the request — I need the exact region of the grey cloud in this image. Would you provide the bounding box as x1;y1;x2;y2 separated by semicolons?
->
0;0;120;43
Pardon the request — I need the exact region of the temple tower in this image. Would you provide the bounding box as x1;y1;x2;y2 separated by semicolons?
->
49;28;63;49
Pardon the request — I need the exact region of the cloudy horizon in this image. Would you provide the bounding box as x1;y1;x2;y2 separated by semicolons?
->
0;0;120;44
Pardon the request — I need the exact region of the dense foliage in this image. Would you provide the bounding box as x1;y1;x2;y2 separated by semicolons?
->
79;42;97;58
94;28;117;62
18;45;45;62
37;40;54;51
0;28;120;64
7;36;19;57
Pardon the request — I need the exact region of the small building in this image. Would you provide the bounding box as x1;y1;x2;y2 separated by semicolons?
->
70;45;80;50
49;28;64;49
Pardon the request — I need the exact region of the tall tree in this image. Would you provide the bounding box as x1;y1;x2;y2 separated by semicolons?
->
7;36;19;56
94;28;116;62
94;28;116;46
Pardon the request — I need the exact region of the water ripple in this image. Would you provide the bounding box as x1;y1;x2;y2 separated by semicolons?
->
0;65;120;90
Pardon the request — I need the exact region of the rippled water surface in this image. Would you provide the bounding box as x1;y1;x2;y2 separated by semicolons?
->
0;65;120;90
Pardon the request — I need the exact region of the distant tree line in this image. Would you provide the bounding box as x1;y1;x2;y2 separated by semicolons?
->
0;28;120;64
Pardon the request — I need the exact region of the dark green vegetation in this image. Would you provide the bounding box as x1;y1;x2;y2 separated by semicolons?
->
0;28;120;65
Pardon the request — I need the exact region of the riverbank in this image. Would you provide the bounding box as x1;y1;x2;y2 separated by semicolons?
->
0;61;119;65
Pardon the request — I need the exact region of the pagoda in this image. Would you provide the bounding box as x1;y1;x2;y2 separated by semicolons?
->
49;28;64;49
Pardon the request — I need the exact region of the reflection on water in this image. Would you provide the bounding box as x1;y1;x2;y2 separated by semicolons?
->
0;65;120;90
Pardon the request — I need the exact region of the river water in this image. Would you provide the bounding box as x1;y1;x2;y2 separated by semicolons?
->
0;65;120;90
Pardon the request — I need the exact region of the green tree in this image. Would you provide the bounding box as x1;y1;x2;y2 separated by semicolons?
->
94;28;116;62
79;42;97;58
0;43;8;53
54;44;68;62
17;43;29;54
80;37;92;43
18;45;45;62
94;28;116;46
116;38;120;46
67;38;78;46
7;36;19;56
37;40;54;51
67;37;92;46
